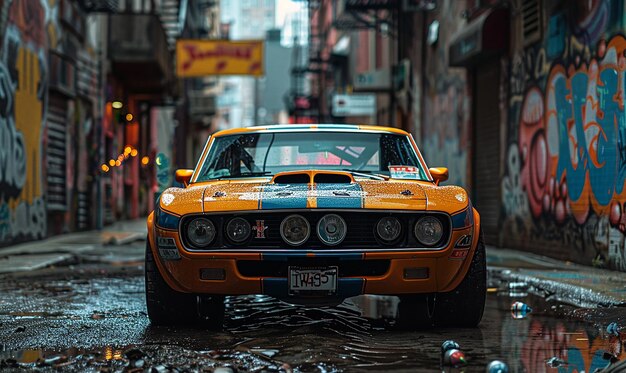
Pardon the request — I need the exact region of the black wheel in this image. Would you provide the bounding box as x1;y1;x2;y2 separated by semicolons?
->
434;232;486;327
395;294;436;330
145;240;224;329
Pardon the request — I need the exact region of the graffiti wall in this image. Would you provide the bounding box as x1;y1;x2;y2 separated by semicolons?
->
503;0;626;268
421;0;470;187
0;0;51;244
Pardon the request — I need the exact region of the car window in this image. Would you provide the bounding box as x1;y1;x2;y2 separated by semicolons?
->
196;131;427;181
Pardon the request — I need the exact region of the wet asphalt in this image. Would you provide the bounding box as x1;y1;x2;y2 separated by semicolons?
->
0;241;625;372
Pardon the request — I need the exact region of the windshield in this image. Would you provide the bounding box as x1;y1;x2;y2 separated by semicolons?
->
195;131;427;181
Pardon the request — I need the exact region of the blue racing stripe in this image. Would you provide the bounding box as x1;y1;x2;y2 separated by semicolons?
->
316;183;363;209
260;183;309;210
262;278;364;299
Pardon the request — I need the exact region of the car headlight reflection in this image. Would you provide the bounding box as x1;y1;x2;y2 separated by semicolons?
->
280;214;310;246
317;214;347;246
187;218;216;247
376;217;401;243
226;217;251;243
414;216;444;246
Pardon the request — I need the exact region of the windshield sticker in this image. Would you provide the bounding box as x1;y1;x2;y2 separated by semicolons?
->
389;166;420;179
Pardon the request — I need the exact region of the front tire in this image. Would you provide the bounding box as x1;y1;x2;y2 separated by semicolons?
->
145;240;224;329
434;232;486;327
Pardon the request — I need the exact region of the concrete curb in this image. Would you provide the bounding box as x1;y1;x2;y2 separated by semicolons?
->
0;253;75;274
488;266;625;308
0;244;97;257
104;232;146;246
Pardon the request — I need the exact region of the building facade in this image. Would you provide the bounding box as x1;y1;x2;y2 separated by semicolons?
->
0;0;220;247
305;0;626;270
220;0;276;128
422;0;626;270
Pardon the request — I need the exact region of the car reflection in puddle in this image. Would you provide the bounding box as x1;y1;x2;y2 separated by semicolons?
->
0;284;623;372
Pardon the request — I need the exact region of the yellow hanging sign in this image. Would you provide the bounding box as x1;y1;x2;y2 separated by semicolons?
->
176;39;264;77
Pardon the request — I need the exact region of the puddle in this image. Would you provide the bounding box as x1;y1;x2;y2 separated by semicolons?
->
0;276;624;371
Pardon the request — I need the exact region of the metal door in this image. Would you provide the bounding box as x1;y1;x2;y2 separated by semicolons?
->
472;60;501;245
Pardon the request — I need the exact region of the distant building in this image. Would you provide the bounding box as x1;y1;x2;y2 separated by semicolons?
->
256;29;292;124
220;0;277;128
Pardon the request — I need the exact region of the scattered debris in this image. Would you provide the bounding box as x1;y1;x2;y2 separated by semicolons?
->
511;301;532;319
441;340;460;354
13;325;25;333
441;340;466;368
443;349;467;368
486;360;509;373
545;356;567;368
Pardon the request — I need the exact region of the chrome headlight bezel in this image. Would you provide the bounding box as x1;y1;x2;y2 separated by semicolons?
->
414;215;444;247
186;217;216;248
375;216;402;244
317;213;347;246
225;217;252;244
280;214;310;246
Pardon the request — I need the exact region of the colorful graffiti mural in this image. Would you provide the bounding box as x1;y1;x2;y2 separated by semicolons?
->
503;0;626;269
0;0;52;243
517;36;626;227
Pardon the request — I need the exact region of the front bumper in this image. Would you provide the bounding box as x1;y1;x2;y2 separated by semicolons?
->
147;211;481;299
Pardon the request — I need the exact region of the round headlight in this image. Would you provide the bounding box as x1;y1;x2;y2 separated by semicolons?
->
280;214;310;246
414;216;444;246
187;218;216;247
317;214;347;246
376;217;401;243
226;217;251;243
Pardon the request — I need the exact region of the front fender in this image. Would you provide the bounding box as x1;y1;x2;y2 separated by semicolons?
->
438;207;482;292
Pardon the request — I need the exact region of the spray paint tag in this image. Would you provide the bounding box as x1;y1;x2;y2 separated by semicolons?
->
389;165;420;179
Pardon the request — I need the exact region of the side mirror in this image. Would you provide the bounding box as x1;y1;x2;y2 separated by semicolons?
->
175;169;194;187
429;167;448;185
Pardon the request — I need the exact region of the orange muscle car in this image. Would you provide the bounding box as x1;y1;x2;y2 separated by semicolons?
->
145;124;485;329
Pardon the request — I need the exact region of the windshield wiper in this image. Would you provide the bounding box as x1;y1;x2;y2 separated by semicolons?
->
341;169;387;180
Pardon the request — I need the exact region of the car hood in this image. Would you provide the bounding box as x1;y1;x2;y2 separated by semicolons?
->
159;177;469;215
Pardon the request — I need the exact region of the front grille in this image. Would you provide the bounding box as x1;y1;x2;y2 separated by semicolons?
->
180;210;451;250
237;259;390;277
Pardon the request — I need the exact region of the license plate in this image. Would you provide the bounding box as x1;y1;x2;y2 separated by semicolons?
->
288;266;337;294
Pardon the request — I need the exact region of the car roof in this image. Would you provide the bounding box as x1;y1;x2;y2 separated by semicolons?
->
211;124;410;137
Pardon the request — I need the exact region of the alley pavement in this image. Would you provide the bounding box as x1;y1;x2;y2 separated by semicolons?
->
487;247;626;308
0;219;147;274
1;221;626;309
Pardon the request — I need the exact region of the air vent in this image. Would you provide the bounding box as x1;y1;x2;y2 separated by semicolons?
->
273;174;311;184
522;0;541;46
314;173;352;184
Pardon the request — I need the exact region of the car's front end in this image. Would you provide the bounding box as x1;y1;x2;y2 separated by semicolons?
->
145;125;485;328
